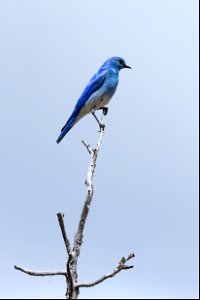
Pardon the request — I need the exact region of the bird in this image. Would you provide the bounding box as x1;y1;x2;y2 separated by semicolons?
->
56;56;131;143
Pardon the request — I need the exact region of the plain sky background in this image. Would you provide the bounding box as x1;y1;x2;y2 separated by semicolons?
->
0;0;199;299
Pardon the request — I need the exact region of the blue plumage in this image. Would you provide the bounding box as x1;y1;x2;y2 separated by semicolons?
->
56;56;131;143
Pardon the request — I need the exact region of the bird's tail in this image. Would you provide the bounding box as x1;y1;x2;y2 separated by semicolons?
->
56;116;76;144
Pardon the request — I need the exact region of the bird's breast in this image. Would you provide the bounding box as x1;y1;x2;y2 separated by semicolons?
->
105;70;119;92
78;71;118;118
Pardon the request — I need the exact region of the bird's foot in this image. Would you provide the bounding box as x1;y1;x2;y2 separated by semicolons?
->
98;122;105;132
99;107;108;116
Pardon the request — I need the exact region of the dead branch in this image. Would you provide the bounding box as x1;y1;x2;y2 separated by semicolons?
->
77;253;135;288
14;112;134;299
14;266;66;276
57;212;72;256
69;117;105;298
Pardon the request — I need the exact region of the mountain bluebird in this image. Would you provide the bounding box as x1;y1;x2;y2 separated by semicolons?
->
56;56;131;143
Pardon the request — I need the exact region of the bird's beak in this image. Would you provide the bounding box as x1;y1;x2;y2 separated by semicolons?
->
124;64;132;69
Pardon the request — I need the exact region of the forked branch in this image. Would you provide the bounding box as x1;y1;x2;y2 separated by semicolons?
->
14;112;134;299
77;253;135;288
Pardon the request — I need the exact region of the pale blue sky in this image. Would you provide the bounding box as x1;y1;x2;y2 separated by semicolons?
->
0;0;199;299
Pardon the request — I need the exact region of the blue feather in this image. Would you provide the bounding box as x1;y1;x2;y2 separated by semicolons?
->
56;70;107;143
56;56;131;143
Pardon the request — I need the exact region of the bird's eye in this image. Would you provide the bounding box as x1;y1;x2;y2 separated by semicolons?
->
119;59;124;64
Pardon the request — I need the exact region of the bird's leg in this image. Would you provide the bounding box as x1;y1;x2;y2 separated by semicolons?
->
98;107;108;116
92;110;105;131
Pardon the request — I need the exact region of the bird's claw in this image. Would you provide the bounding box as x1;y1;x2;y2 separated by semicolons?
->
102;107;108;116
98;123;105;132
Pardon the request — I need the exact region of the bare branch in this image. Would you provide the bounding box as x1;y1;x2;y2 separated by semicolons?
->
82;140;93;155
71;114;106;290
57;212;72;256
56;213;76;298
77;253;135;288
14;265;66;277
66;254;76;299
14;112;134;299
74;125;105;256
119;253;135;265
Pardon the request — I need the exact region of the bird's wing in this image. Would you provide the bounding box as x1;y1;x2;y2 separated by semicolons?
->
74;68;107;112
61;69;107;131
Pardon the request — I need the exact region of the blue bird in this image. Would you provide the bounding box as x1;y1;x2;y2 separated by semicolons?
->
56;57;131;143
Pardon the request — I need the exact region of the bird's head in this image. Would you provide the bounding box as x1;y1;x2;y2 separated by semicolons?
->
103;57;131;71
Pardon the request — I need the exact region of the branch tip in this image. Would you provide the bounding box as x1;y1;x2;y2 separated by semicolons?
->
14;265;66;277
57;212;72;256
77;252;134;289
82;140;93;155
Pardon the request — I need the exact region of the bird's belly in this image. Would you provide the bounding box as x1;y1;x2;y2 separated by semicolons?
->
78;75;117;120
79;93;110;118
